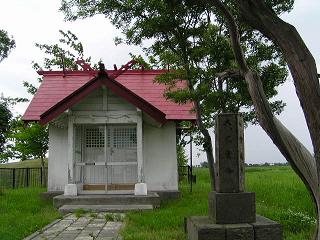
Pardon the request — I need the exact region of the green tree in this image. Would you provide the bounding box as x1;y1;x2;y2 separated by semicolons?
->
60;1;320;237
0;29;15;62
24;30;95;95
177;144;188;166
60;0;289;188
208;0;320;238
2;30;91;167
0;98;12;162
0;97;28;163
9;120;48;169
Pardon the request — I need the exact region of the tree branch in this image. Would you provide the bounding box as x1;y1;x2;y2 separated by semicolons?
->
208;1;320;238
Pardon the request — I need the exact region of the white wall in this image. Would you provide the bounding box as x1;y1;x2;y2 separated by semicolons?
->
72;88;135;112
48;88;179;192
143;121;178;191
48;124;68;191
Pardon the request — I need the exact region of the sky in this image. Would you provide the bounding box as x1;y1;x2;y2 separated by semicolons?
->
0;0;319;165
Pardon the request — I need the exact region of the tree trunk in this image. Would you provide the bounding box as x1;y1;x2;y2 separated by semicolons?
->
193;99;216;190
238;0;320;186
210;0;320;238
184;63;216;190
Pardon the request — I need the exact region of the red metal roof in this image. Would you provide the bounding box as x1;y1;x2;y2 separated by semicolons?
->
23;69;196;125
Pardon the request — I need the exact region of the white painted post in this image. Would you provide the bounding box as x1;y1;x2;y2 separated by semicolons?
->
136;108;144;183
136;109;147;195
67;114;75;184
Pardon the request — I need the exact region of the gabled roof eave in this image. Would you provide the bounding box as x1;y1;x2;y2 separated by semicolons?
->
39;74;167;125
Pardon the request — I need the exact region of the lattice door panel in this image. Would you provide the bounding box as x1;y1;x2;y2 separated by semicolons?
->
84;126;106;184
108;125;138;184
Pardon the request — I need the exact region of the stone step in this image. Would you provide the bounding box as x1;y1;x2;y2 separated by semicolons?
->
59;204;154;214
53;193;160;209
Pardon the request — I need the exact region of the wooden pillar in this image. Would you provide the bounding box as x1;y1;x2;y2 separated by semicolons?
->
136;108;144;182
67;114;75;184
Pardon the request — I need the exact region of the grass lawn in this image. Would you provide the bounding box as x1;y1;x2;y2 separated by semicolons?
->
121;166;316;240
0;187;61;240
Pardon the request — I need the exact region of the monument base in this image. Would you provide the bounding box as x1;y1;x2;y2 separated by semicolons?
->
209;191;256;224
187;215;282;240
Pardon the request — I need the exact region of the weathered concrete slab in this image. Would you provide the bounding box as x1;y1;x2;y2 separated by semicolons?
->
252;215;282;240
215;113;245;193
154;190;181;201
187;215;282;240
224;224;253;240
53;192;160;209
59;204;153;213
208;192;256;224
187;216;225;240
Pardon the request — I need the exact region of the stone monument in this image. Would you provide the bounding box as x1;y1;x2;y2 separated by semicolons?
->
187;113;282;240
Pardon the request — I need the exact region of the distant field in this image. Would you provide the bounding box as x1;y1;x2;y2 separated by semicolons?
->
121;166;315;240
0;159;48;168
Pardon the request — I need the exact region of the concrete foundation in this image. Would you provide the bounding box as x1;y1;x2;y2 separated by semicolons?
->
187;215;282;240
64;184;77;196
40;191;64;201
53;192;160;209
208;191;256;224
134;183;147;195
154;190;181;201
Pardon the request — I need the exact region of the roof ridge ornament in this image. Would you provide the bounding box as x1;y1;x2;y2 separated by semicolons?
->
109;59;142;79
76;59;93;71
98;62;108;77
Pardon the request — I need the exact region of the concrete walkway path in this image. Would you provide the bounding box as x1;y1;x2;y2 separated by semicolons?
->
24;212;124;240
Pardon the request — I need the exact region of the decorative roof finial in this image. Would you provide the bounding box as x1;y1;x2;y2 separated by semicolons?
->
98;62;108;77
99;62;105;71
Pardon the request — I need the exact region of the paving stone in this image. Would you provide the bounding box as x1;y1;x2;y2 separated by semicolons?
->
63;229;82;235
24;213;124;240
66;226;86;231
64;214;78;220
87;223;105;228
97;230;118;238
55;233;79;240
74;236;94;240
79;229;101;237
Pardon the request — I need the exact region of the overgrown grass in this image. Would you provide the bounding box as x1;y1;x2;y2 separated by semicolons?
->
121;166;316;240
246;166;316;239
0;187;61;239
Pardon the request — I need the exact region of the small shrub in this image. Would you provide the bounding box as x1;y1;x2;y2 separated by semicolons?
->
75;208;86;218
105;213;114;222
114;214;124;222
280;209;316;233
90;212;98;218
